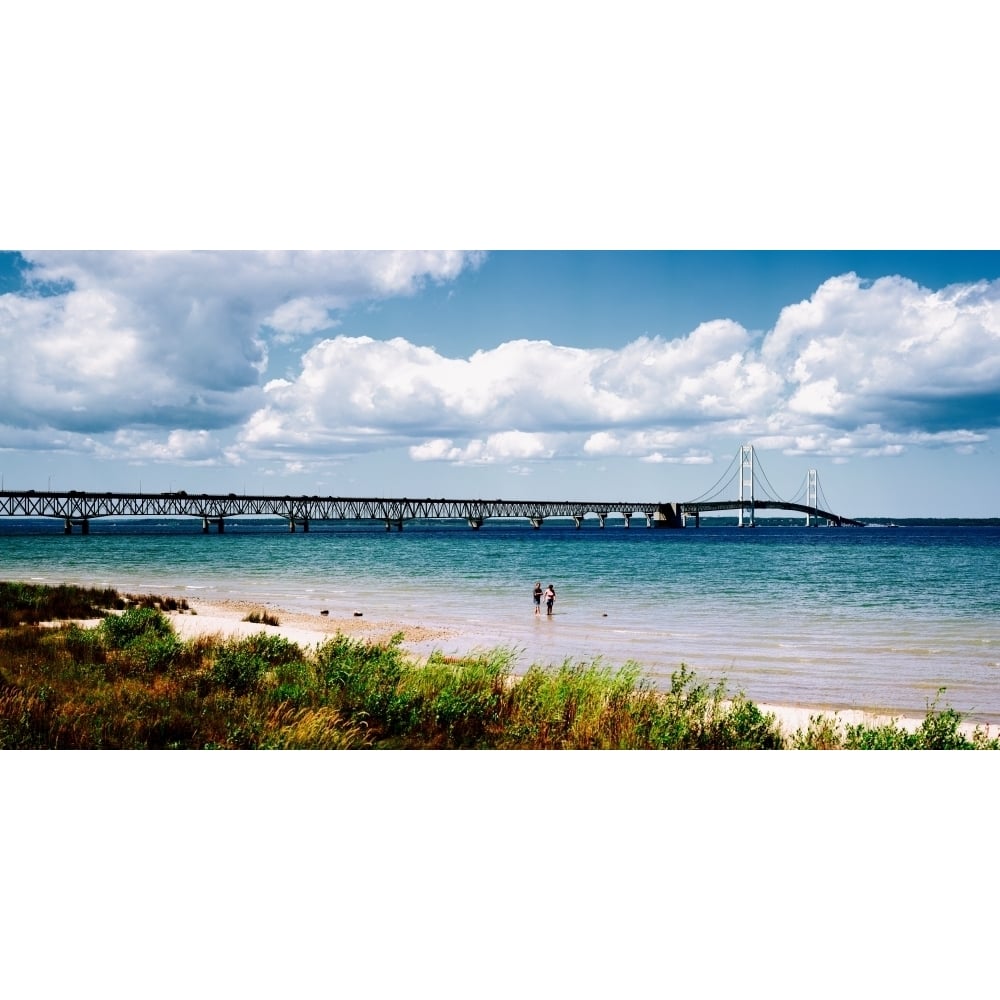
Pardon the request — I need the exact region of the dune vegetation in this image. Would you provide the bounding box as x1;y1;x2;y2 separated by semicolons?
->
1;582;996;750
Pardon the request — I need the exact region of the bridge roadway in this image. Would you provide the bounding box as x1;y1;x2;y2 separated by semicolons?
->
0;490;864;532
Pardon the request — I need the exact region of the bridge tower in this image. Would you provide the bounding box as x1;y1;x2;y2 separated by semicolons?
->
806;469;818;527
738;443;755;527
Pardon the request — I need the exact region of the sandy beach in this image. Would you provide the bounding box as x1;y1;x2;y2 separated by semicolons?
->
169;596;457;651
160;596;977;739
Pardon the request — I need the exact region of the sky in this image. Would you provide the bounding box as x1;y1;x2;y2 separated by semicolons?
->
1;250;998;517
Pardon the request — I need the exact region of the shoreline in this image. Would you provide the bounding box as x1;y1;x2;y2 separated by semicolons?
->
162;597;988;739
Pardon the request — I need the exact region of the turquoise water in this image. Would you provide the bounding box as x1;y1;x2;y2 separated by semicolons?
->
2;517;999;722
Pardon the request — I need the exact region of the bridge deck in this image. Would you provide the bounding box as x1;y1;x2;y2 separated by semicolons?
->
0;490;865;529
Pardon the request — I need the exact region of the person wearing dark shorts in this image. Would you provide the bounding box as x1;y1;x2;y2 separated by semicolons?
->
533;581;543;615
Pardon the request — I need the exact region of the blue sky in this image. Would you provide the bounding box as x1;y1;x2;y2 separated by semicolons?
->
1;250;998;517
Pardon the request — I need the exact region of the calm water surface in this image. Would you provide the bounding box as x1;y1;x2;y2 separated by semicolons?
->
2;517;998;722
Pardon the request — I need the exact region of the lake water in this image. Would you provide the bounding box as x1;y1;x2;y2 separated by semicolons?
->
2;516;998;723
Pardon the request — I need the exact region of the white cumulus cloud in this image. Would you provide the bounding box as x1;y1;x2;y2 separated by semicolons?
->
236;272;1000;469
0;250;484;460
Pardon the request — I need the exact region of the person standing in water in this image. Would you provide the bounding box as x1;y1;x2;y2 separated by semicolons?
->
544;583;555;616
533;581;543;615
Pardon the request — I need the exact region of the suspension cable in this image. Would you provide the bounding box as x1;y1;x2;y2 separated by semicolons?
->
788;472;808;505
752;452;788;503
817;476;833;513
688;448;741;502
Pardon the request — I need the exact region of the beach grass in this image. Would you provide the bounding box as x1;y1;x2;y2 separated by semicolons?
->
1;582;997;750
242;609;281;626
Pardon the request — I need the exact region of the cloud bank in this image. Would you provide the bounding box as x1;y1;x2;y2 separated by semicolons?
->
242;273;1000;466
1;258;998;475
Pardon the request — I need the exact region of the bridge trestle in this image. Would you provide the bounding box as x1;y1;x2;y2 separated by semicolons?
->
1;458;864;532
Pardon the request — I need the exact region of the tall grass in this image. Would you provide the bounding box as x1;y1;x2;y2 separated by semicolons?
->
0;581;189;627
0;581;122;626
1;581;997;750
242;610;281;626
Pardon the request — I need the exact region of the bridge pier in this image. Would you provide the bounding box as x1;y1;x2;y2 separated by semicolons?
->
63;518;90;534
288;518;310;532
530;516;544;529
652;503;684;528
202;516;225;533
597;512;607;528
468;517;484;530
573;515;583;529
623;512;632;528
385;519;403;531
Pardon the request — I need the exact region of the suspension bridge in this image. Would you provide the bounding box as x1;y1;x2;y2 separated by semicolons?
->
0;445;864;533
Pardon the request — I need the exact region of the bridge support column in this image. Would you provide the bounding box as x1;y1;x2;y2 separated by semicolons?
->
468;517;484;530
652;503;684;528
80;518;89;535
64;518;72;535
573;515;583;529
289;518;296;532
597;512;607;528
530;516;544;529
623;512;632;528
217;517;224;533
386;519;403;531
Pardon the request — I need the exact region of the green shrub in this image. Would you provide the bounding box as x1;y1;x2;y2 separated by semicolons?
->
100;606;175;648
210;633;304;694
790;690;1000;750
389;649;513;747
316;632;406;723
97;607;180;675
789;714;845;749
